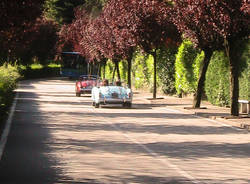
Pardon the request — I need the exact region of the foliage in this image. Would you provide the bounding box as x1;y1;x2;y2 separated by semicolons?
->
43;0;86;25
0;0;45;64
63;0;180;61
132;51;153;90
29;18;59;65
205;40;250;106
103;51;153;89
171;0;249;50
11;18;59;66
171;0;249;114
19;63;61;79
175;40;202;96
66;0;180;96
205;51;230;106
157;46;178;95
171;0;223;51
82;0;106;17
100;46;177;94
239;40;250;100
0;0;44;29
0;64;20;118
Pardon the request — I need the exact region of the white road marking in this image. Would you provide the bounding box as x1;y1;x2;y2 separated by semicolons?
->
0;92;18;161
90;108;205;184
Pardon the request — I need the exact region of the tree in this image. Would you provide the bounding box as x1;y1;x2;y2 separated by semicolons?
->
29;18;59;65
99;0;139;87
0;0;45;64
220;1;249;116
43;0;86;25
135;0;180;99
172;0;249;115
171;0;224;108
0;0;44;29
65;0;179;91
100;0;180;91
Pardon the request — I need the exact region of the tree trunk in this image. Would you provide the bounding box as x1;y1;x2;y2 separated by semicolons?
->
225;39;239;116
229;62;240;116
112;62;116;83
115;61;121;81
193;49;213;108
152;49;157;99
127;55;132;88
103;60;106;79
98;62;101;77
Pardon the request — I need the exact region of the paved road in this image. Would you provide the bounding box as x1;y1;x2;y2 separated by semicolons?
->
0;78;249;184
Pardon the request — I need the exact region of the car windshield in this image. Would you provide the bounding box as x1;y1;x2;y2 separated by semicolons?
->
79;75;98;81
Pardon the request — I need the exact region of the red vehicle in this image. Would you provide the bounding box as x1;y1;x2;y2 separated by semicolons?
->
75;75;100;97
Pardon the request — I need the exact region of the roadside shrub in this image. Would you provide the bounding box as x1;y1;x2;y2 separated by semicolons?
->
175;40;201;96
205;51;230;106
205;40;249;106
0;64;20;118
157;47;178;95
239;40;250;100
19;63;60;79
101;47;178;94
132;51;153;90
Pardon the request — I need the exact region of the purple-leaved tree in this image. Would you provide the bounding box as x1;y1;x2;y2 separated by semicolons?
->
172;0;249;115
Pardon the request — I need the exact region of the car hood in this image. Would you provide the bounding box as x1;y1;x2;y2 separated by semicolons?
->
81;80;96;87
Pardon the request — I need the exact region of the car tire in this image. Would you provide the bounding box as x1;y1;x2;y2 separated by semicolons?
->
95;103;100;108
127;102;132;108
123;102;132;108
92;102;96;106
122;102;127;107
76;92;81;97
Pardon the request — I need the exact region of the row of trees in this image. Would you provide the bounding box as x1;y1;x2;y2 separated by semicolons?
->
59;0;180;97
0;0;104;65
0;1;249;116
60;0;249;116
0;0;60;65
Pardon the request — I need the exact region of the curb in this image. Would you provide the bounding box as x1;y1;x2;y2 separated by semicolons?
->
240;123;250;131
142;95;250;132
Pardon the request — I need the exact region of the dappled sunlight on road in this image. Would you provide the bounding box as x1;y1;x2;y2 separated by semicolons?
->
9;78;250;184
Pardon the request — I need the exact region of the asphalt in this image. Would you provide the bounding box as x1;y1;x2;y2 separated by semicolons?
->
137;92;250;132
0;78;249;184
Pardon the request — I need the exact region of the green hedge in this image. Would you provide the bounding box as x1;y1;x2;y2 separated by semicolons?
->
132;51;154;90
102;48;177;94
205;40;250;106
205;51;230;106
157;47;177;95
175;40;202;96
19;64;61;79
239;41;250;100
0;64;20;118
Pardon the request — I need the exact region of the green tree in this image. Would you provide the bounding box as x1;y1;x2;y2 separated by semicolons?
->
44;0;86;25
175;40;202;96
43;0;106;25
157;46;178;95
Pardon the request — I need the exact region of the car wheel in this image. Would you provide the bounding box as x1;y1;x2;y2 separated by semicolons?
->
95;103;100;108
122;102;127;107
92;102;96;106
127;102;132;108
123;102;132;108
76;92;81;97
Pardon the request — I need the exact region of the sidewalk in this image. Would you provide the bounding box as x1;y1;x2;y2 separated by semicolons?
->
137;92;250;132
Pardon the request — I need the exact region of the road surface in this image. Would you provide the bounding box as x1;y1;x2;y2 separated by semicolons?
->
0;78;249;184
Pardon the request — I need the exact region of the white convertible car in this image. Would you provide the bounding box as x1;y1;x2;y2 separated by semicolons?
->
91;81;132;108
